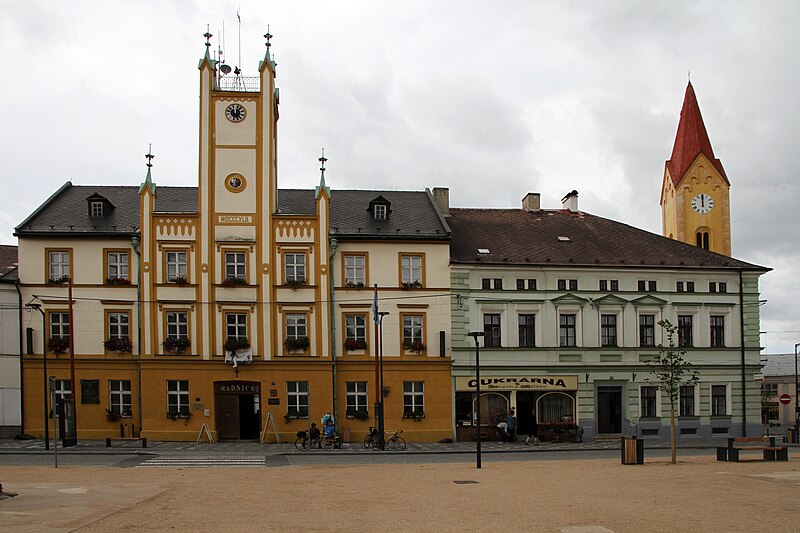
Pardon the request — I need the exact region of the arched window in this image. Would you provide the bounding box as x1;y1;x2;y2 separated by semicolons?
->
536;392;575;423
473;392;508;425
696;230;710;250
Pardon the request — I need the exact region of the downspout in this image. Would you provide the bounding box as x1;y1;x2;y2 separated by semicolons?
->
739;270;746;437
131;235;143;434
15;279;24;434
329;238;339;429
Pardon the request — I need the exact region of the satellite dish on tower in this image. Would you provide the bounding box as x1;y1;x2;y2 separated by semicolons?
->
220;63;232;74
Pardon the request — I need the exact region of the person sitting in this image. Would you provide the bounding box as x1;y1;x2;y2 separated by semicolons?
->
309;423;321;448
323;420;335;439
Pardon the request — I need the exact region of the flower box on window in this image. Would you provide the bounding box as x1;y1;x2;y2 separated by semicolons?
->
162;337;191;353
346;408;370;420
106;408;122;422
224;337;251;352
169;275;189;285
106;277;131;286
285;278;307;289
48;275;70;285
284;409;307;423
403;409;425;421
345;281;366;288
48;336;69;355
344;338;367;351
167;409;192;420
103;337;133;354
284;336;310;352
401;280;422;290
221;277;248;288
403;341;426;354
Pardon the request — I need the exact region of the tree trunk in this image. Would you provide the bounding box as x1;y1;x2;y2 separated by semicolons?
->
670;402;677;464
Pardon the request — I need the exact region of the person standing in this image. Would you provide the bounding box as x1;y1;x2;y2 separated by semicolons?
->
506;408;517;442
524;410;539;445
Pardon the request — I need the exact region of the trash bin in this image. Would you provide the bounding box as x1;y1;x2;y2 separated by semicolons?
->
788;427;796;444
341;427;351;443
621;436;644;465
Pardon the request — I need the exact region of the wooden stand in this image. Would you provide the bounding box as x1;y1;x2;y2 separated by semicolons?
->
196;423;214;444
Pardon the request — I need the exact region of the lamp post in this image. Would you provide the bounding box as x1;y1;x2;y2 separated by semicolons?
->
26;303;49;451
795;343;800;444
378;312;389;450
468;331;485;469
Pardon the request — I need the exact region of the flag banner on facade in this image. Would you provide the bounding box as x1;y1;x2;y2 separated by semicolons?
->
372;285;379;324
225;348;253;367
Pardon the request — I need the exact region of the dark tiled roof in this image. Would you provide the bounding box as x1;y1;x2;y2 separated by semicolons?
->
154;187;198;213
448;208;766;271
0;245;18;282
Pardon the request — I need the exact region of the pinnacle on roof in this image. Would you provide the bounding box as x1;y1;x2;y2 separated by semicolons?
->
665;82;728;186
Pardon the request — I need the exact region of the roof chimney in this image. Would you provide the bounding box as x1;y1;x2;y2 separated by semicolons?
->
522;193;541;212
432;187;450;216
561;190;579;212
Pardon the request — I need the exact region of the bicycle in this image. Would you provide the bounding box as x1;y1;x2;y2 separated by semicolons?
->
363;427;406;451
385;429;406;451
294;430;321;451
364;426;380;449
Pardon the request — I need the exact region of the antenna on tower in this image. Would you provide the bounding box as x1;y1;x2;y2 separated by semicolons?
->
237;7;242;74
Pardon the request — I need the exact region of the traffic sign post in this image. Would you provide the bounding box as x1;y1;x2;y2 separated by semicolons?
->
780;394;791;406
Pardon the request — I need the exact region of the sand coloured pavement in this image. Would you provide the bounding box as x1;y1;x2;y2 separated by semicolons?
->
1;456;800;532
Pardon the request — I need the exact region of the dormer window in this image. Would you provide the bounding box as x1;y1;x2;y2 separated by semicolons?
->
367;195;391;221
86;193;114;218
90;201;104;218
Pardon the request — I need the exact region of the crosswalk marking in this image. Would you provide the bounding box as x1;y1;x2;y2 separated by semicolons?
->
137;456;266;468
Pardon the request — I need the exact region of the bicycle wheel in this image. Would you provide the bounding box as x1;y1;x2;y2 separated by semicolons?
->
323;438;335;451
363;433;373;449
294;437;308;451
370;435;380;450
389;435;406;451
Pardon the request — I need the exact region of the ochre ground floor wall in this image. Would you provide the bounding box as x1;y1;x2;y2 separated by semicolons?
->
21;355;453;443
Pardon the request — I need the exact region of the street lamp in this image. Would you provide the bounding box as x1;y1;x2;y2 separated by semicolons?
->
378;311;389;450
468;331;485;469
795;343;800;444
26;303;49;451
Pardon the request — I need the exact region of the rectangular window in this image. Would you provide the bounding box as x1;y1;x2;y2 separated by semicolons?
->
559;314;576;347
599;280;607;291
598;279;618;291
285;253;306;283
109;380;132;417
48;250;70;281
373;204;387;220
677;315;693;347
166;311;189;339
107;251;129;280
558;279;578;291
518;314;535;347
50;312;70;339
718;282;727;293
345;314;367;349
402;314;424;350
709;281;728;293
344;255;366;287
90;201;104;217
558;279;566;290
287;381;309;417
762;383;779;422
677;281;684;292
285;313;307;339
166;251;187;282
516;278;537;290
108;312;129;339
679;386;695;416
401;255;423;285
641;386;657;417
167;380;189;416
483;313;501;347
569;279;578;290
225;251;246;280
345;382;368;417
710;315;725;347
482;278;492;290
226;313;247;340
649;281;657;292
639;280;657;291
639;314;655;347
403;381;424;416
54;379;72;404
711;385;727;415
677;281;695;293
601;314;617;347
481;278;502;290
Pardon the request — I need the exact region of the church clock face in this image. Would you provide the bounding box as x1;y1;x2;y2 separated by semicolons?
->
691;193;714;214
225;103;246;122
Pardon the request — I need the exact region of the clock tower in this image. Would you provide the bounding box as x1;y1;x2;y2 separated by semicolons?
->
660;82;731;256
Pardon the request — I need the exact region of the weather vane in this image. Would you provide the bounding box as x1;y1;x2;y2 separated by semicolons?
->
204;25;213;49
145;144;155;168
264;26;273;52
319;148;327;179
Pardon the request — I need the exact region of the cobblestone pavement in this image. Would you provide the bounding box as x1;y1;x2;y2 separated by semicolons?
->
0;435;739;456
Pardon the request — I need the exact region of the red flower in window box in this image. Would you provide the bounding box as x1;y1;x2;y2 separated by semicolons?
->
344;338;367;351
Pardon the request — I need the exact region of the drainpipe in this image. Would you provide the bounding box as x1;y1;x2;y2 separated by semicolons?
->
15;279;25;434
329;238;339;429
739;270;746;437
131;234;143;434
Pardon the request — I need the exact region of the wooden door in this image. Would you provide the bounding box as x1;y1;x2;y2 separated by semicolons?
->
216;394;239;440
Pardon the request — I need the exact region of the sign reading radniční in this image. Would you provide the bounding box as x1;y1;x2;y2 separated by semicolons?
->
455;375;578;391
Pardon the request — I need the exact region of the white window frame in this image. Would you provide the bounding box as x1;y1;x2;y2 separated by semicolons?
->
403;314;424;346
346;381;369;416
49;251;70;281
639;385;660;418
108;312;130;339
49;312;70;339
90;201;104;217
167;380;189;416
226;313;247;340
166;311;189;340
166;251;187;282
285;253;306;283
344;255;366;287
109;379;132;417
287;381;309;418
710;383;730;416
107;251;129;280
225;251;247;280
403;381;424;415
286;313;307;340
345;314;367;342
373;204;387;220
401;255;422;285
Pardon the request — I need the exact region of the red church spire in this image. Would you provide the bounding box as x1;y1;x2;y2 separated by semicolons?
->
665;82;728;186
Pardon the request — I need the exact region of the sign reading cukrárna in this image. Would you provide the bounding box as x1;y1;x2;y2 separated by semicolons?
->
455;376;578;391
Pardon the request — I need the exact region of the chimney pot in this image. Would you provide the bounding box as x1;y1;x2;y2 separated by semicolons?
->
522;193;541;212
561;190;579;212
432;187;450;216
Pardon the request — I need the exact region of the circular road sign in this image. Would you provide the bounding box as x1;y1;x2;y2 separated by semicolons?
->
780;393;792;405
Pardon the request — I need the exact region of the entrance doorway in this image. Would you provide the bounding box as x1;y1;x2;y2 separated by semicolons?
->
215;381;261;440
597;386;622;434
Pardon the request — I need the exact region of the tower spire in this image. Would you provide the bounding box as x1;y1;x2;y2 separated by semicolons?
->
203;26;213;59
139;144;156;195
315;148;330;199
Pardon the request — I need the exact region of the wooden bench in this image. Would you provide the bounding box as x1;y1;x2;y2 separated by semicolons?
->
716;436;787;462
106;423;147;448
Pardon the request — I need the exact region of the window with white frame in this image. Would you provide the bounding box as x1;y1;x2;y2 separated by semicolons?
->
676;281;695;293
638;280;657;291
516;278;537;290
481;278;502;290
166;311;189;339
286;381;309;417
401;255;422;285
402;314;424;350
710;315;725;347
559;314;576;347
711;385;727;415
107;251;129;280
90;201;104;218
225;251;246;280
344;255;366;287
108;312;129;339
285;313;307;339
49;312;70;340
518;314;535;347
483;313;501;347
109;380;132;417
403;381;424;416
599;279;619;291
48;251;70;281
345;315;367;345
167;380;189;416
601;314;617;347
226;313;247;340
346;381;368;417
373;204;387;220
558;279;578;291
639;314;655;347
54;379;72;404
679;385;695;416
640;386;657;417
709;282;728;293
166;251;187;282
285;253;306;283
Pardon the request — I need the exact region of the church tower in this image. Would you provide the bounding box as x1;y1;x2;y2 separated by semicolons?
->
661;82;731;256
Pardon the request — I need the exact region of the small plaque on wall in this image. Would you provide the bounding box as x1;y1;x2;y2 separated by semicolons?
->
193;403;204;411
268;398;280;405
81;380;100;404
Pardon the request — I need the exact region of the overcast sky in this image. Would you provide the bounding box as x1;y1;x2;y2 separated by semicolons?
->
2;1;798;354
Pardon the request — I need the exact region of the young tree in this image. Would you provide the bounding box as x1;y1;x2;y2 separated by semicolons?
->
645;319;700;464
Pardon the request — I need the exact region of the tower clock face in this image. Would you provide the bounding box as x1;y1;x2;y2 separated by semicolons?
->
225;103;246;122
691;193;714;214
